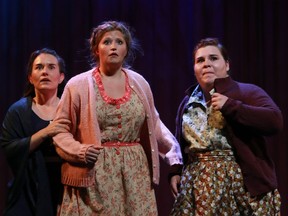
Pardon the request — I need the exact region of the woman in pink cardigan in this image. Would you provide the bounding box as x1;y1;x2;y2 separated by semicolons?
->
53;20;183;215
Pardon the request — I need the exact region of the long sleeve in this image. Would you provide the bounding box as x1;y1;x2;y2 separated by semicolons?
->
53;70;102;164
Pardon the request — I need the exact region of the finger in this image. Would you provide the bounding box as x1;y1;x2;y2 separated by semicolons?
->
52;125;69;134
60;119;71;124
170;176;180;196
88;148;101;155
171;184;178;197
92;146;104;150
86;150;98;157
53;119;71;124
86;156;97;164
87;146;103;156
86;154;98;160
60;124;70;130
89;146;104;153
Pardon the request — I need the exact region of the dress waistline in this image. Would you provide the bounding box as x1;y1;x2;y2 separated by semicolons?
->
188;149;235;162
102;141;140;147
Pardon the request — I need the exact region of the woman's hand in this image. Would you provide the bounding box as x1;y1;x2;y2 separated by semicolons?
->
45;119;71;137
30;119;71;152
86;146;103;164
211;92;228;110
170;175;181;198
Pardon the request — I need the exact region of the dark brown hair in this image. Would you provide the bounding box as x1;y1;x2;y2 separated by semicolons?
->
89;20;142;68
193;38;230;63
23;48;66;97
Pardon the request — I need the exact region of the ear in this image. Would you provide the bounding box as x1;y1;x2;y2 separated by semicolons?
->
28;75;34;85
226;61;230;72
59;73;65;84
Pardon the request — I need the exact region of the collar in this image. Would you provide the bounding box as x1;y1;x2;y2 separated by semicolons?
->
185;76;233;96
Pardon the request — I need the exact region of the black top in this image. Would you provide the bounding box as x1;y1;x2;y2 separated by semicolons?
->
0;97;62;216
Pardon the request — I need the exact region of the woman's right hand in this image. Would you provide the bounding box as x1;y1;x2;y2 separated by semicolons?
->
85;146;103;164
30;119;71;152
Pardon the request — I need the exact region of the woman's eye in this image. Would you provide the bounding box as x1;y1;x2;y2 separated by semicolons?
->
196;58;204;63
35;65;43;70
210;56;218;61
103;40;111;45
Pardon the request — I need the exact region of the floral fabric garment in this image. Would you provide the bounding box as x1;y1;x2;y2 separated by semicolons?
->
172;85;281;215
170;151;281;215
58;145;157;216
182;86;231;152
94;70;146;143
57;71;157;216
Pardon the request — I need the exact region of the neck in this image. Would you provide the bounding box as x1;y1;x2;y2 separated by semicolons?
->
98;65;123;76
33;91;59;106
98;68;123;80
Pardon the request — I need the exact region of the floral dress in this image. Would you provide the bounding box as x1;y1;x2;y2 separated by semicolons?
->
58;70;158;216
170;86;281;216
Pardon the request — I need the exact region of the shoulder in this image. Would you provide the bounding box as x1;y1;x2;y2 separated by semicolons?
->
236;81;267;94
216;76;266;96
225;79;274;104
237;81;262;89
66;69;94;86
61;69;95;101
8;97;31;112
4;97;31;121
124;68;146;81
124;68;150;88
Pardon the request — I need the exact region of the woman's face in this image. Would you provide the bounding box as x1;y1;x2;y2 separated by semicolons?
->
96;30;128;68
194;45;229;90
29;53;64;94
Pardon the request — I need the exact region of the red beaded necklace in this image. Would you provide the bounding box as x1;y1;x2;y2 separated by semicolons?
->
93;68;131;105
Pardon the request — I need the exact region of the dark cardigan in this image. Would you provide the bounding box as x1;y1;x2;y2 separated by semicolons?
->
175;76;283;196
0;97;54;216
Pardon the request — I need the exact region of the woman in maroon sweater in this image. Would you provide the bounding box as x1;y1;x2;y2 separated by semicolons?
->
170;38;283;215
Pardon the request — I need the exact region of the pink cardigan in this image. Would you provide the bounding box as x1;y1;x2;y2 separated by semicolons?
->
53;68;183;187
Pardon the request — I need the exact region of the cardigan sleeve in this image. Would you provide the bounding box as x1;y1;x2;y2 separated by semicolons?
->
156;119;183;165
53;79;93;164
139;76;183;165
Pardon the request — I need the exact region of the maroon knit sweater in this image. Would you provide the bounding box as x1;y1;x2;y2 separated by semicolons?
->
175;76;283;196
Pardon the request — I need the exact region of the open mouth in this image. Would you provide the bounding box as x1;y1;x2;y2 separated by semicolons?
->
40;78;50;82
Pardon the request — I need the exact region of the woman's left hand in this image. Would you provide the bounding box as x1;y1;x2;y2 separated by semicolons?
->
170;175;181;198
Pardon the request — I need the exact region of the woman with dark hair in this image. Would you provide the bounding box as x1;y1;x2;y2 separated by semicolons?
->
0;48;70;216
53;20;183;215
170;38;283;215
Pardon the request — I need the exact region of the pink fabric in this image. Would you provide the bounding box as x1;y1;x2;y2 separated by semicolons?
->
53;68;183;187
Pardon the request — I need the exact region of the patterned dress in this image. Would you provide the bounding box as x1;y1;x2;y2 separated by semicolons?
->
58;70;157;216
170;86;281;216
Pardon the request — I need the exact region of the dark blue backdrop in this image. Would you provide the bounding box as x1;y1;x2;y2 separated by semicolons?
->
1;0;287;215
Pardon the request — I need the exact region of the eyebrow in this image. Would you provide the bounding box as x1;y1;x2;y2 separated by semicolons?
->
34;63;57;66
196;54;218;59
